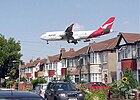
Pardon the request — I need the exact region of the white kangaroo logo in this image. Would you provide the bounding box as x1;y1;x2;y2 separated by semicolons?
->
100;21;114;29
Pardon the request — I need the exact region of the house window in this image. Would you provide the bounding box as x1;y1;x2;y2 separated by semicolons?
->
118;51;121;62
69;59;73;67
98;74;101;82
30;68;33;73
73;59;76;67
90;53;94;64
94;73;98;82
62;59;66;68
24;68;26;73
53;62;57;70
84;56;88;65
118;45;134;60
40;65;43;71
67;59;73;68
137;43;140;57
92;73;100;82
94;53;98;64
84;74;88;81
49;63;52;70
102;52;107;63
132;45;136;58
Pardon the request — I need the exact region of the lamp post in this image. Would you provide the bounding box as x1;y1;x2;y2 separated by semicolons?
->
87;62;90;83
87;52;91;83
76;57;83;83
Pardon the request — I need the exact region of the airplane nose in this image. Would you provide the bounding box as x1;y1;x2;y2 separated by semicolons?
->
40;34;45;40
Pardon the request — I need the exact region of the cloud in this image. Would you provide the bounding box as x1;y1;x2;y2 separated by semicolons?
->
73;23;84;31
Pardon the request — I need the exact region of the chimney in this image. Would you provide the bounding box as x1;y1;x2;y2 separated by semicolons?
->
36;58;40;60
60;48;66;53
29;59;33;63
69;48;75;52
59;48;66;60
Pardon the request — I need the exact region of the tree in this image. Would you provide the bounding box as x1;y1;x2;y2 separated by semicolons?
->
0;34;22;80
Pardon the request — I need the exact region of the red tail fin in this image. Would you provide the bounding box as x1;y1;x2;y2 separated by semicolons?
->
88;17;115;38
100;17;115;29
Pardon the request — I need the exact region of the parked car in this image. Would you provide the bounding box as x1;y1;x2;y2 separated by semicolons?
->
44;81;84;100
86;82;109;90
0;90;44;100
34;83;48;98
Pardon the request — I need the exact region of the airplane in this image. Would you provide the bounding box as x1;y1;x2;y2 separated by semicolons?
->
40;17;115;44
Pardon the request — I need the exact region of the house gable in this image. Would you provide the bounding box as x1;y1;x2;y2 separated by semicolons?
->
88;46;93;53
119;37;126;46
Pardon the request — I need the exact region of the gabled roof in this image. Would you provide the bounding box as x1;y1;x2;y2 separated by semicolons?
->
89;42;106;52
25;63;34;68
89;37;119;52
48;54;60;63
33;58;40;65
74;46;88;56
39;58;47;64
22;58;47;69
120;32;140;44
99;37;119;50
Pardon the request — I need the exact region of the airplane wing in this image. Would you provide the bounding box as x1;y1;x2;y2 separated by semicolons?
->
63;24;78;44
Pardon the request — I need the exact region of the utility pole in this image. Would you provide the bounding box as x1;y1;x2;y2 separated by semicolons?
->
88;53;91;83
88;62;90;82
77;57;83;83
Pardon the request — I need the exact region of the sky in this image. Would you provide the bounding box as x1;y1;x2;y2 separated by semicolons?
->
0;0;139;63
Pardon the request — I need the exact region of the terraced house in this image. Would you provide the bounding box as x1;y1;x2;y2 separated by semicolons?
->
20;32;140;84
115;33;140;83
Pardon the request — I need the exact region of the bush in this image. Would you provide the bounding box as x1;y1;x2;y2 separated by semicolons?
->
84;90;107;100
6;79;14;88
77;84;108;100
109;68;139;99
20;77;27;82
31;78;46;89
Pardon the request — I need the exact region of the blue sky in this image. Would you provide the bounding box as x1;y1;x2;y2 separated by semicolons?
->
0;0;139;63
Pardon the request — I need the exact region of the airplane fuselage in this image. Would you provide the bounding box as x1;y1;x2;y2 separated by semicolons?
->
41;30;94;41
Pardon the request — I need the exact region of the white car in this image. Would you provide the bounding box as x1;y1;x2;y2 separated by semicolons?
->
34;83;48;98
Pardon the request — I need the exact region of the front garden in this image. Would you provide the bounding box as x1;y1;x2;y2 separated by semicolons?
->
76;68;140;100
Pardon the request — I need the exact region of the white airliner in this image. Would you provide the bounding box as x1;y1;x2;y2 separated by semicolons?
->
40;17;115;44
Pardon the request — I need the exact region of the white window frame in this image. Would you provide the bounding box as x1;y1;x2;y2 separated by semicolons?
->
118;45;135;60
90;53;94;64
94;53;98;64
102;52;108;63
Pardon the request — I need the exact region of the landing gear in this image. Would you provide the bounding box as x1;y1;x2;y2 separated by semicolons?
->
46;40;49;44
67;38;78;44
67;38;70;43
71;40;78;44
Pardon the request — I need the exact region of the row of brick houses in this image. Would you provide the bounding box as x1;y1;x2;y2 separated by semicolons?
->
20;32;140;84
